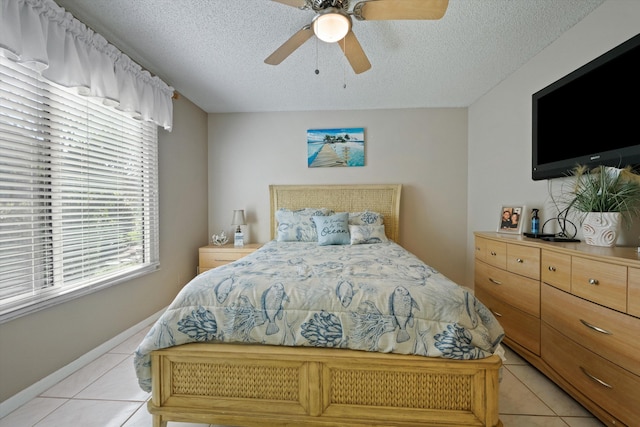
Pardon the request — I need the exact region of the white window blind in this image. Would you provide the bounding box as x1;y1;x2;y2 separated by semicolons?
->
0;56;159;322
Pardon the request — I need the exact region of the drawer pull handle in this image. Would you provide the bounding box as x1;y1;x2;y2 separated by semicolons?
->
491;310;503;318
588;278;599;285
580;366;612;389
548;266;556;272
516;258;523;263
580;319;612;335
490;251;497;256
488;278;502;285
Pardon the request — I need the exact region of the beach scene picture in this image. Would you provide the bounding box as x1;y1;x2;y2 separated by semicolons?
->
307;127;365;168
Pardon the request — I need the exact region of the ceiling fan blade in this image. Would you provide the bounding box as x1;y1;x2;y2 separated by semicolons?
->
265;26;314;65
338;31;371;74
271;0;308;8
354;0;449;20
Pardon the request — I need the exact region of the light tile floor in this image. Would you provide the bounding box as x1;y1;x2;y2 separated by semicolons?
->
1;325;605;427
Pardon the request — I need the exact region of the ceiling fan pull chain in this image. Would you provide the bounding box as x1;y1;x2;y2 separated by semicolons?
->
343;38;347;88
315;37;320;75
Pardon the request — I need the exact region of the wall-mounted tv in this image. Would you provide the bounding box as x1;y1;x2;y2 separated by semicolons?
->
532;33;640;181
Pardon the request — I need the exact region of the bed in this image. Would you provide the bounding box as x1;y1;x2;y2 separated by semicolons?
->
136;184;504;427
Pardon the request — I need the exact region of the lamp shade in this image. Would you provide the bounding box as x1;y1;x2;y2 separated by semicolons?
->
231;209;246;226
313;9;350;43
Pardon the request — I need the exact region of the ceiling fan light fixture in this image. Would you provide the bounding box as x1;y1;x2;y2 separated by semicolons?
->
313;9;351;43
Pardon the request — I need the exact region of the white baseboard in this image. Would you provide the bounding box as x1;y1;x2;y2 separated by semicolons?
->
0;308;165;419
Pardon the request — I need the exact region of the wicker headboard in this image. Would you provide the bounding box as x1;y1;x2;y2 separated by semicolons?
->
269;184;402;242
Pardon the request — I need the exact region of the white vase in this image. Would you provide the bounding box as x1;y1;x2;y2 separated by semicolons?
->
581;212;621;247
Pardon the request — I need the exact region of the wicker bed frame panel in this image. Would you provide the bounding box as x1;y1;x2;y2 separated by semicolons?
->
147;184;502;427
149;344;502;427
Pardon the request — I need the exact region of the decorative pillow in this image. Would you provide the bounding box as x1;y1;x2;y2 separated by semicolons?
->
276;208;333;242
349;225;388;245
349;211;384;226
313;212;351;246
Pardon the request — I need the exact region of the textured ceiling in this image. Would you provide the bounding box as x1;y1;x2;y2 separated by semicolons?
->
55;0;605;113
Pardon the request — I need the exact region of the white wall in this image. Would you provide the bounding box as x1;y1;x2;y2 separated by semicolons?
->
0;96;209;402
466;0;640;284
208;108;470;285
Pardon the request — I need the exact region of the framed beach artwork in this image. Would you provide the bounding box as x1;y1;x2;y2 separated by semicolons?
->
497;205;525;234
307;127;365;168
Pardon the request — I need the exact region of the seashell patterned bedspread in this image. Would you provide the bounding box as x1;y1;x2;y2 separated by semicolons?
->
134;241;504;392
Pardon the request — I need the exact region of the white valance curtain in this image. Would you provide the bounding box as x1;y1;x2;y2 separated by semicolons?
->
0;0;174;131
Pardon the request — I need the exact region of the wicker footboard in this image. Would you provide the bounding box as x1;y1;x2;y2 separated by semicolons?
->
148;343;502;427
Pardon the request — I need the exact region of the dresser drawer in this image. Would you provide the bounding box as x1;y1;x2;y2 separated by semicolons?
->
199;243;261;270
474;237;487;263
484;239;507;270
571;257;627;312
541;250;571;292
200;250;246;265
542;324;640;427
507;244;540;280
475;261;540;317
475;288;540;355
629;267;640;318
541;284;640;376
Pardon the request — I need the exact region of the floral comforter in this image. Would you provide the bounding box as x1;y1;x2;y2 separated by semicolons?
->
134;241;504;392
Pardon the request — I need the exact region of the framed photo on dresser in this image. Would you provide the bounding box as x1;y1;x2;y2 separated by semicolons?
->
497;205;525;234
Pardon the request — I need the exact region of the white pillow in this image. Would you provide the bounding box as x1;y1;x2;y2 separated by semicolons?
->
276;208;333;242
349;225;388;244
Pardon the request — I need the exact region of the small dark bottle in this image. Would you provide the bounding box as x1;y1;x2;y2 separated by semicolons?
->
531;209;540;235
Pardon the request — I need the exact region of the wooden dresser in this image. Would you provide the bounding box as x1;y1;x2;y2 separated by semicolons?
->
474;232;640;427
198;243;262;273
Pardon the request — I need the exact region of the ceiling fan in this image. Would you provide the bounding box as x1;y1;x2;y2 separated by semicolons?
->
264;0;449;74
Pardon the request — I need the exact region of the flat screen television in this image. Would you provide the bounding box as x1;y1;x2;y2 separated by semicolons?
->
532;33;640;180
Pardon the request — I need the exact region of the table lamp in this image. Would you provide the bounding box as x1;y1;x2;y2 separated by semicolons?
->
231;209;246;247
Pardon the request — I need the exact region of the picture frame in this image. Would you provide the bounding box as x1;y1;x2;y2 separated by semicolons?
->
307;127;365;168
497;205;525;234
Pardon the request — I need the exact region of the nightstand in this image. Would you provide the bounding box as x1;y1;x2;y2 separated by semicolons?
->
198;243;262;273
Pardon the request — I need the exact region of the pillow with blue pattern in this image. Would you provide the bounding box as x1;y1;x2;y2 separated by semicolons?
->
313;212;351;246
349;211;384;226
276;208;333;242
349;225;388;244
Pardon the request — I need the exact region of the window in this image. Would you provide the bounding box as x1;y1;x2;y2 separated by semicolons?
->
0;57;159;322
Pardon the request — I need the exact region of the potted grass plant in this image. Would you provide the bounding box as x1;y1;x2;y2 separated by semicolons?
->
563;165;640;246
